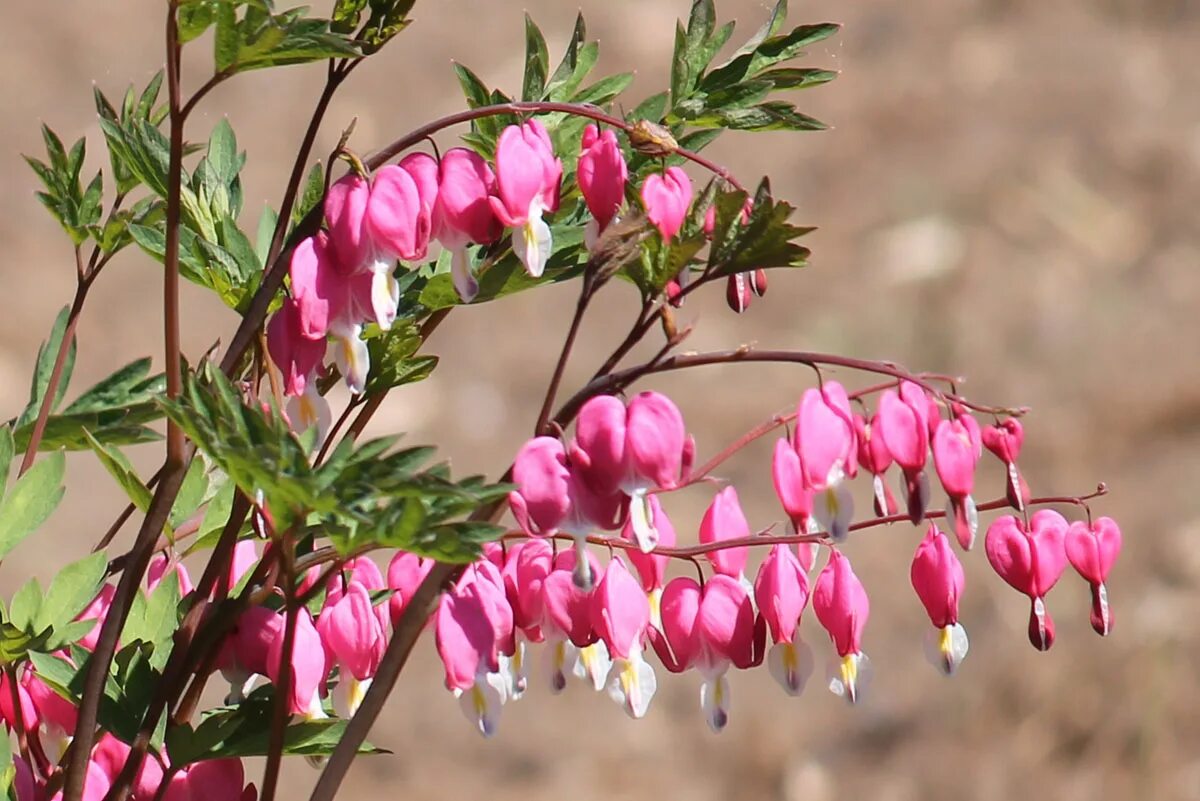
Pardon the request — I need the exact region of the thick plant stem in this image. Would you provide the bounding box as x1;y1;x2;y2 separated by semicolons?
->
63;7;187;799
260;539;298;801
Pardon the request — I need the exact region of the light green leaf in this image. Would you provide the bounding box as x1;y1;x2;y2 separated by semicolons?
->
521;14;550;101
35;551;108;632
0;451;65;560
17;307;76;430
8;578;43;632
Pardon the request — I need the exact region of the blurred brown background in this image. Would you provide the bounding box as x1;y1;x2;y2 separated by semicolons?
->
3;1;1199;800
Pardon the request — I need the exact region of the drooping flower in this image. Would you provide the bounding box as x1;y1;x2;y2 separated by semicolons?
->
622;494;676;626
265;608;329;718
754;544;815;695
591;559;656;718
265;297;326;398
435;574;511;737
877;381;933;523
812;550;870;703
387;550;435;625
654;575;761;732
984;510;1069;651
699;486;751;580
640;166;693;241
932;416;981;549
854;412;898;517
316;580;388;716
577;125;628;249
489;119;563;277
432;148;502;302
910;525;969;674
982;418;1031;511
1065;517;1122;636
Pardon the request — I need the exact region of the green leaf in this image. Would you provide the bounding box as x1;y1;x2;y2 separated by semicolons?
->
0;426;14;492
521;14;550;101
292;162;324;227
758;66;838;90
8;579;43;632
0;451;65;560
546;14;597;101
214;3;240;72
630;92;669;124
85;431;155;515
125;573;180;649
167;690;386;766
571;72;634;106
707;180;813;277
170;457;210;530
17;307;76;430
178;2;217;43
255;205;279;266
35;552;108;632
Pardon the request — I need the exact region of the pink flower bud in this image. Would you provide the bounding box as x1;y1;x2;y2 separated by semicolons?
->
541;568;595;649
148;554;194;596
434;148;501;247
910;524;965;627
572;395;628;496
985;510;1069;650
625;391;687;491
754;543;810;645
982;418;1031;510
266;299;326;397
813;550;869;658
366;161;433;262
1066;517;1122;636
509;539;552;638
590;559;649;660
266;609;328;716
489;119;562;228
795;381;858;490
577;125;628;233
387;550;434;626
726;273;753;313
932;417;981;549
772;437;814;533
324;173;372;273
641;166;693;241
75;584;116;652
508;437;572;536
317;581;387;681
699;486;751;578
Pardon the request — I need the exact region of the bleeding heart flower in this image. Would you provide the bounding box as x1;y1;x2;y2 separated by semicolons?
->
1065;517;1122;636
982;418;1031;511
910;525;969;674
432;147;501;302
877;382;933;524
489;119;563;278
578;124;628;249
984;510;1069;651
699;486;751;579
813;550;870;703
932;417;980;550
591;559;655;718
754;544;815;696
641;166;693;241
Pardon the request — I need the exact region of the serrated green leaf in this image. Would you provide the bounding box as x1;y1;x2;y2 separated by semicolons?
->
521;14;550;101
214;3;239;72
0;451;65;561
127;573;180;648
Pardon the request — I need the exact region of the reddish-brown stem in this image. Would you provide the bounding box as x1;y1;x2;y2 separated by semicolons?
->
367;101;745;192
555;347;1027;431
4;664;31;768
535;275;594;436
16;279;89;476
314;395;363;467
260;536;298;801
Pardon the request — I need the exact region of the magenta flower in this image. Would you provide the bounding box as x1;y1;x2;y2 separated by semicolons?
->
75;584;116;652
985;510;1069;651
317;580;387;716
754;544;815;695
577;124;628;249
854;412;898;517
489;119;563;277
324;173;372;274
699;486;751;579
655;574;760;731
387;550;434;626
641;166;693;241
910;525;969;674
813;550;870;703
621;493;675;626
147;554;194;596
591;559;655;718
877;381;934;523
932;416;981;549
436;572;513;736
982;418;1031;511
1065;517;1122;636
432;147;501;302
265;296;326;398
265;608;329;718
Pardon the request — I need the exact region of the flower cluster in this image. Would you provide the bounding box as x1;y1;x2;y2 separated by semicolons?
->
262;118;787;438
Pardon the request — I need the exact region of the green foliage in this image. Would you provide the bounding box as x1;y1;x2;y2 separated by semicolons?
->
166;687;385;765
0;552;106;663
706;180;813;276
10;357;165;453
24;125;104;247
15;306;76;432
0;451;65;562
161;367;508;560
364;322;439;394
198;1;361;74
